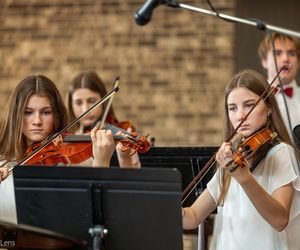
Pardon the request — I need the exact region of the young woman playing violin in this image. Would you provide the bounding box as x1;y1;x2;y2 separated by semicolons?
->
182;69;300;250
0;74;117;170
66;70;141;168
0;74;117;223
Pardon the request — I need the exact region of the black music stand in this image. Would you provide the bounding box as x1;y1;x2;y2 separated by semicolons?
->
110;146;218;249
13;166;183;250
111;146;218;206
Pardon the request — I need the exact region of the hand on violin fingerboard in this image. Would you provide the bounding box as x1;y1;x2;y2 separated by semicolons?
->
116;127;141;169
116;144;141;168
216;141;252;184
90;128;115;168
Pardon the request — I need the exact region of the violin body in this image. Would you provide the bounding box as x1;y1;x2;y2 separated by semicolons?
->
24;133;93;166
227;128;277;172
105;115;134;131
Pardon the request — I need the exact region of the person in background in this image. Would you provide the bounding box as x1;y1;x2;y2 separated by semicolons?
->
182;69;300;250
258;32;300;132
66;71;141;168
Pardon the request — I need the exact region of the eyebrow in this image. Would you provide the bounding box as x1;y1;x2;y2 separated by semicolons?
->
25;106;52;110
275;49;297;52
227;99;257;106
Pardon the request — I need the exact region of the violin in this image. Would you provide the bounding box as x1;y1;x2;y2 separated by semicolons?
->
83;115;134;134
105;115;133;131
226;128;277;172
24;124;150;166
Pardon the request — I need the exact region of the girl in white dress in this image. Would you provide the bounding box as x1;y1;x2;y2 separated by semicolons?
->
182;69;300;250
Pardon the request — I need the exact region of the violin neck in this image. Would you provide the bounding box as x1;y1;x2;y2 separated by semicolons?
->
63;134;126;143
104;123;129;135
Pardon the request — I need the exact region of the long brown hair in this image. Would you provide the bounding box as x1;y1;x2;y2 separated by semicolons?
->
66;71;116;132
218;69;292;205
0;75;68;161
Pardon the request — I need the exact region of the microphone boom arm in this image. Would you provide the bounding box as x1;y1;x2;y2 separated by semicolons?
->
164;1;300;38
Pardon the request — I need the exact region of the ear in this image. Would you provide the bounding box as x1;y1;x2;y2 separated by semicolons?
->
261;59;268;70
267;108;272;116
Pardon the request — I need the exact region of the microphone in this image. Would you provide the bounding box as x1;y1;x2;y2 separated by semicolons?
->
134;0;179;26
135;0;164;25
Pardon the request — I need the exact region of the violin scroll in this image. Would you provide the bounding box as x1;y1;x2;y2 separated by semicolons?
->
117;134;150;154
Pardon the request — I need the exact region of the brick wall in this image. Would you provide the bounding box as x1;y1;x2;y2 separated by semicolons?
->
0;0;235;146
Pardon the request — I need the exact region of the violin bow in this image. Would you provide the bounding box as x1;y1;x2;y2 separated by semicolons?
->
181;65;290;204
97;76;120;129
6;85;120;174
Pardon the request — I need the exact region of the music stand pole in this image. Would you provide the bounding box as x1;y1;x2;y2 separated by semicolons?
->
166;1;300;38
89;225;108;250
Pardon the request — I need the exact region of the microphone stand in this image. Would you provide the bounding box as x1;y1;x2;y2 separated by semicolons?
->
165;1;300;38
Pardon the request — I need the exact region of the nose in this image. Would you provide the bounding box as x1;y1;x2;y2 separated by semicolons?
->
236;108;246;122
32;113;42;125
81;102;90;113
281;51;290;62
